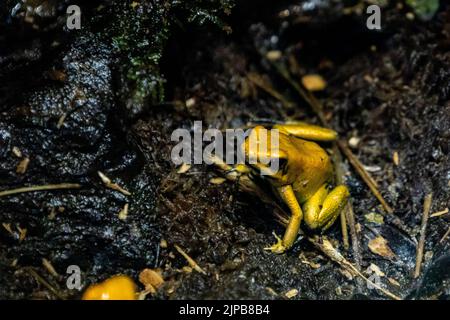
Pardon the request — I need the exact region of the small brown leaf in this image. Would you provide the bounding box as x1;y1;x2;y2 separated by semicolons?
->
301;74;327;91
139;268;164;292
266;50;282;61
366;263;385;277
160;239;168;248
368;236;396;260
118;203;129;221
285;289;298;299
393;151;399;166
17;225;27;242
177;163;191;174
12;147;22;158
387;277;401;287
16;157;30;174
209;177;226;185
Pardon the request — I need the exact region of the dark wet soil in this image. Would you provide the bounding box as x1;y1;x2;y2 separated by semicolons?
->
0;0;449;300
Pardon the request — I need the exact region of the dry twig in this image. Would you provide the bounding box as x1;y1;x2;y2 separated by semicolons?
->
23;267;66;300
98;171;131;196
414;193;433;278
330;145;350;251
247;72;295;110
308;236;401;300
0;183;81;198
439;227;450;244
42;258;60;278
118;203;129;220
337;140;393;213
430;208;448;218
174;244;207;275
16;157;30;174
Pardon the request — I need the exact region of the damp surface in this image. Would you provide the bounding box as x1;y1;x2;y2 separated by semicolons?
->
0;0;449;300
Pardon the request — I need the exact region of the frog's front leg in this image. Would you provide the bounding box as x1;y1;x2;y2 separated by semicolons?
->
303;184;350;232
265;185;303;254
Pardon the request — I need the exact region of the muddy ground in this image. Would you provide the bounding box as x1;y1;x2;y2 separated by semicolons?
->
0;0;449;300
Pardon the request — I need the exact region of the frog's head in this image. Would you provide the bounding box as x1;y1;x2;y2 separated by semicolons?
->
242;126;292;185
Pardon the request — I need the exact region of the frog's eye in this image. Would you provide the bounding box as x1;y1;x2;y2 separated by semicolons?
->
263;157;287;176
268;157;287;175
278;157;288;174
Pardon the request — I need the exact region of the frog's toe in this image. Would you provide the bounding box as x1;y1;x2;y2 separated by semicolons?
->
264;233;287;254
264;243;286;254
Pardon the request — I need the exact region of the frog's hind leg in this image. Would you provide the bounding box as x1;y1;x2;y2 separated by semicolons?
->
273;122;337;142
302;184;350;232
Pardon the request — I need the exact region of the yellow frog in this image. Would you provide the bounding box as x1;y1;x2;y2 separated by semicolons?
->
232;122;350;254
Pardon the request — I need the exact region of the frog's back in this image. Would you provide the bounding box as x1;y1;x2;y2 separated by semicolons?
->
289;137;333;203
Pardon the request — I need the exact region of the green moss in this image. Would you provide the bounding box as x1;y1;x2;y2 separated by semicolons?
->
107;0;234;116
406;0;440;21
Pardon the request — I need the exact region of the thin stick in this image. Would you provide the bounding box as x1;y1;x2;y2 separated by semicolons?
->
337;142;419;244
430;208;448;218
337;140;393;213
345;202;362;270
308;236;401;300
339;143;418;241
98;171;131;196
340;209;349;250
42;258;60;278
174;244;207;275
414;193;433;278
24;267;66;300
439;227;450;244
272;63;326;123
247;72;295;109
0;183;82;198
331;145;349;250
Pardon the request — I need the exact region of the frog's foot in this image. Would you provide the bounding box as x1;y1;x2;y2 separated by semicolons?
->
264;232;287;254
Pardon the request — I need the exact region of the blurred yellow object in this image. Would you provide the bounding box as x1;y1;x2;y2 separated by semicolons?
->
82;275;137;300
301;74;327;91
